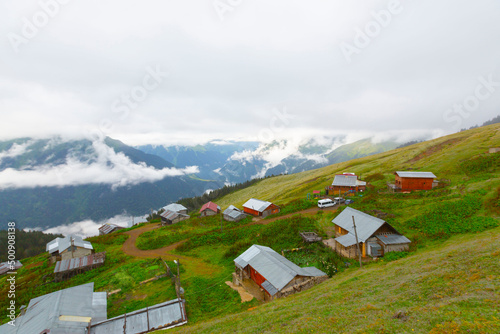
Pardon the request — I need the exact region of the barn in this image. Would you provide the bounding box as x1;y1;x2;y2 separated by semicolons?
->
233;245;327;301
331;207;410;259
199;201;221;217
326;173;366;196
242;198;280;217
393;171;437;191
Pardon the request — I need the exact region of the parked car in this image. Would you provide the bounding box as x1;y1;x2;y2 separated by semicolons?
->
334;197;345;204
345;199;354;205
318;199;336;208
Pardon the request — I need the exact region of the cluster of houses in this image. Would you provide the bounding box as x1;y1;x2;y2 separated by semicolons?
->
325;171;438;196
157;198;282;226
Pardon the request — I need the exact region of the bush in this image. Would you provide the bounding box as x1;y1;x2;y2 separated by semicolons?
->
405;195;497;239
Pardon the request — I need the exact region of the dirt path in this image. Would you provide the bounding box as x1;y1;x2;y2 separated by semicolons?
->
121;222;218;276
225;281;254;303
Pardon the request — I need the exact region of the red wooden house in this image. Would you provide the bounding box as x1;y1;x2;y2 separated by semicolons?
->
233;245;327;301
242;198;280;217
394;171;437;191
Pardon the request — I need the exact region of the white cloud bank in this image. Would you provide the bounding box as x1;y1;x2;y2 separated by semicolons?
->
0;140;199;190
42;213;148;238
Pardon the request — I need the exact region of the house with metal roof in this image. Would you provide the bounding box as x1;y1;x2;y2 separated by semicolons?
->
199;201;221;217
54;252;106;282
233;245;327;301
160;210;190;226
223;205;248;222
46;235;94;261
326;173;367;196
331;207;410;259
162;203;188;214
98;223;124;236
0;260;22;276
391;171;438;192
242;198;280;217
0;282;107;334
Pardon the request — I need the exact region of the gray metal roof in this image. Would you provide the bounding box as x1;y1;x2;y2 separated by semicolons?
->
162;203;187;213
223;205;247;220
242;198;273;212
98;224;123;235
332;207;386;243
0;260;22;275
334;233;358;247
376;234;411;245
0;282;106;334
161;210;189;221
54;252;106;274
302;266;328;277
395;171;437;179
89;298;186;333
261;280;279;296
223;205;240;215
46;236;93;254
333;208;410;247
225;210;247;220
234;245;326;294
332;175;358;187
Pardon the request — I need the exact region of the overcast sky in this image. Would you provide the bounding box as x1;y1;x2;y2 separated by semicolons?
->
1;0;499;146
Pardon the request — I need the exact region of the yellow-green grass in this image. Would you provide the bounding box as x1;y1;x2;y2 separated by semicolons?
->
166;226;500;334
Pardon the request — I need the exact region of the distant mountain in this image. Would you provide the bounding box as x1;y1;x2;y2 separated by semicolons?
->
137;140;259;183
137;137;399;184
0;137;222;230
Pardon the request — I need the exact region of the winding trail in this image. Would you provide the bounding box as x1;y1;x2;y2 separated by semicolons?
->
120;205;339;276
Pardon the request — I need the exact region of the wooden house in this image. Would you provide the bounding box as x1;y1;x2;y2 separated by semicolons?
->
233;245;327;301
242;198;280;217
331;207;410;259
393;171;437;191
160;210;190;226
199;201;221;217
46;236;94;262
98;223;124;236
326;173;366;196
223;205;248;222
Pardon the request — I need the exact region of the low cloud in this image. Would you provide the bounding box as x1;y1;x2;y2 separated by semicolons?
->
0;140;199;190
43;213;148;238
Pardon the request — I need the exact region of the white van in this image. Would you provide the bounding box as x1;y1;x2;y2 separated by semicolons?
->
318;199;336;208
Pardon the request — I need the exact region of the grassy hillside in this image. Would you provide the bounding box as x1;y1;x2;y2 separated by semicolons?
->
216;124;500;211
169;226;500;333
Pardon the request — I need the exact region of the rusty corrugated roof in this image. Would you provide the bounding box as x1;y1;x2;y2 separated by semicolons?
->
54;252;106;274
